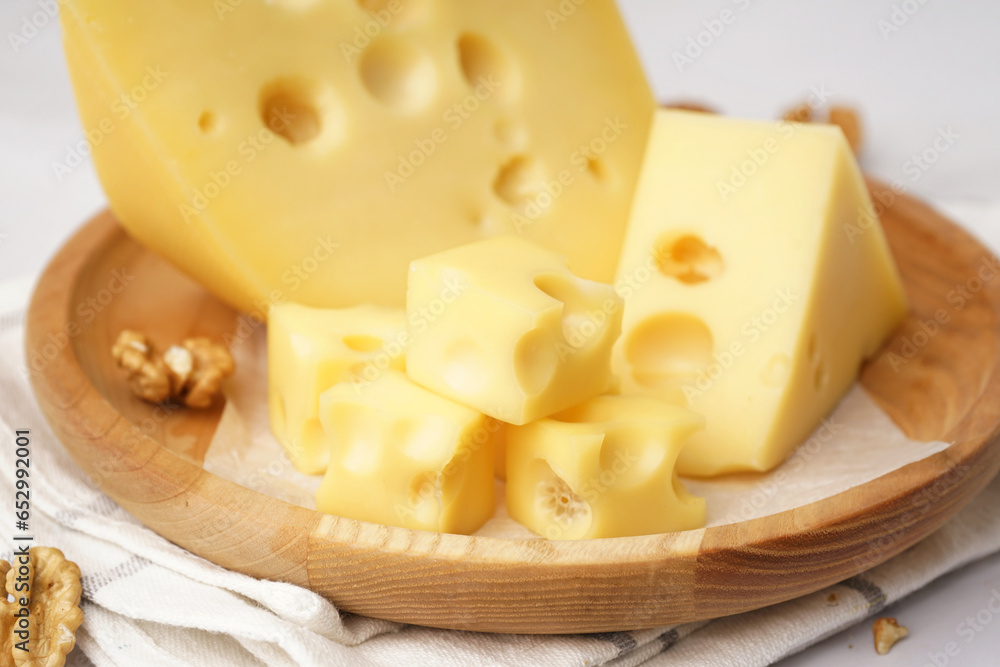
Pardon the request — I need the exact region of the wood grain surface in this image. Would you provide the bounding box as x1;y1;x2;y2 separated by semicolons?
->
25;181;1000;633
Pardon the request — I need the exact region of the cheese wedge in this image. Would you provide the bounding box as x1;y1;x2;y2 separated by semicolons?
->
59;0;654;316
613;110;908;476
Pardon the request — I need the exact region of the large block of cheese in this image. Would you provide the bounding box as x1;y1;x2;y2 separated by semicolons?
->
407;236;623;425
506;395;705;539
613;110;908;476
317;370;497;534
59;0;654;316
268;302;405;474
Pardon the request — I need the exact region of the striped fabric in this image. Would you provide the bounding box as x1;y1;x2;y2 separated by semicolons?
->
2;271;999;666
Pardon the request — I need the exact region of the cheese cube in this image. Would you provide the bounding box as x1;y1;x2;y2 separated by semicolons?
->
613;110;908;476
316;370;497;535
506;395;706;539
268;302;405;474
59;0;654;315
406;236;623;425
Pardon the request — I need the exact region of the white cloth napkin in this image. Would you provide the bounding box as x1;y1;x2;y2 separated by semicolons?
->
2;202;999;666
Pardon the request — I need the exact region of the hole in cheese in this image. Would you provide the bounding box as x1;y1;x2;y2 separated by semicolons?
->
533;460;591;540
653;233;724;285
585;157;607;182
493;154;546;207
456;32;518;102
259;77;323;145
359;37;438;113
625;313;714;388
807;333;819;362
346;361;370;383
198;111;217;134
761;353;791;388
813;360;830;390
342;334;385;352
598;432;666;489
807;333;829;389
513;328;558;396
533;273;608;349
407;471;443;523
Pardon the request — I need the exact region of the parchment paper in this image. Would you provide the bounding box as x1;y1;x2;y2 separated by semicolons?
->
204;326;951;538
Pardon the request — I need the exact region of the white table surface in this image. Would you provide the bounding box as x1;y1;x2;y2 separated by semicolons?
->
2;1;999;665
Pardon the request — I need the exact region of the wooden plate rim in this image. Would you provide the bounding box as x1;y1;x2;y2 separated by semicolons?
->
25;184;1000;633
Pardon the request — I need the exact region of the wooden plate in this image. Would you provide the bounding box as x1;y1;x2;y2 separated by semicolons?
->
26;182;1000;634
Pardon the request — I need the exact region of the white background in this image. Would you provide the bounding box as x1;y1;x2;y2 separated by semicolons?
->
1;1;999;665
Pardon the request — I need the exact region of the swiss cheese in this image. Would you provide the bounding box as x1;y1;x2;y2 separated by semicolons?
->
505;395;705;539
268;302;405;474
317;370;497;534
406;236;623;426
59;0;654;316
613;110;908;476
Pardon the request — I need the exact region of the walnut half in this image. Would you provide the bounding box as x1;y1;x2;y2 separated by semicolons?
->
112;330;234;409
111;330;171;403
829;106;863;155
662;101;718;115
2;547;84;667
779;99;864;155
175;337;235;409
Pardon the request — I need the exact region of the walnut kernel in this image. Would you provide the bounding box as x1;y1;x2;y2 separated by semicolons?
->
1;560;14;663
778;99;863;155
2;547;83;667
111;330;171;403
177;338;235;408
112;331;234;409
829;105;863;154
781;102;814;123
873;616;909;655
163;344;194;395
662;101;718;114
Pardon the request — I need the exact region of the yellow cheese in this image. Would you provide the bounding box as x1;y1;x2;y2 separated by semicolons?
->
406;236;623;425
59;0;654;316
268;302;405;474
506;395;705;539
613;110;908;476
494;429;508;481
317;370;497;534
